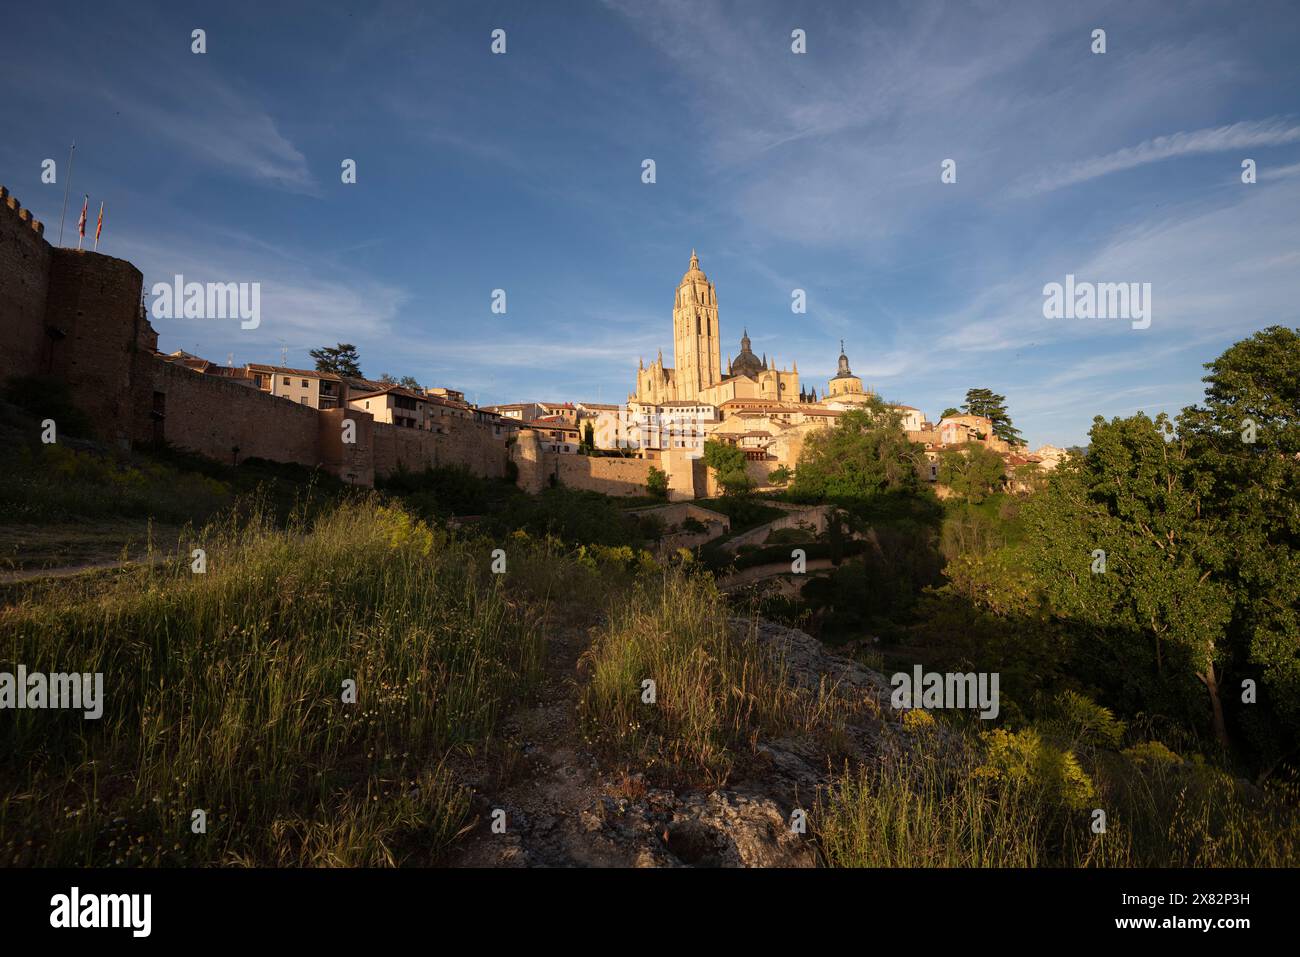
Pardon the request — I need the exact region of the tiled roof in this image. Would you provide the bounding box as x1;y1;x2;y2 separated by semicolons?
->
247;363;344;381
350;385;426;401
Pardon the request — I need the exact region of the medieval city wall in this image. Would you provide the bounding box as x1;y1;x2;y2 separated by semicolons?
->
372;421;507;481
555;454;654;497
151;359;322;467
511;430;653;497
0;183;506;489
435;418;508;479
44;249;150;447
319;408;375;487
0;187;52;387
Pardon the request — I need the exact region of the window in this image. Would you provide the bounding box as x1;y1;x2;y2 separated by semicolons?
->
301;379;308;387
282;377;290;385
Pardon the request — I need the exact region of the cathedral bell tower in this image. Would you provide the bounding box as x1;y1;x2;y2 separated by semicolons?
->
672;249;722;401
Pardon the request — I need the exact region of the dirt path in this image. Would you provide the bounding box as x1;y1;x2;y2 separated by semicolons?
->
0;555;167;585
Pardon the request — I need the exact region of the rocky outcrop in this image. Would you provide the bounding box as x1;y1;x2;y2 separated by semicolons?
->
449;617;934;868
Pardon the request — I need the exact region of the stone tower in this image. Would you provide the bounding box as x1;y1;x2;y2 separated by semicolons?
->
672;250;721;401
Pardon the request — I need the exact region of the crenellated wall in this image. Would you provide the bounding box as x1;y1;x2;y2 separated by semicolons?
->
0;186;54;387
0;183;508;487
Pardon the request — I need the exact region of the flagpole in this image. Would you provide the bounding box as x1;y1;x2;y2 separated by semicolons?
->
57;141;75;247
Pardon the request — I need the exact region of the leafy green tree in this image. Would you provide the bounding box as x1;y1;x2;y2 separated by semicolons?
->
962;388;1023;445
937;444;1006;503
790;399;923;502
581;421;596;454
310;343;363;378
703;440;751;495
1180;326;1300;753
646;465;668;499
1023;413;1234;748
378;374;422;391
941;407;961;420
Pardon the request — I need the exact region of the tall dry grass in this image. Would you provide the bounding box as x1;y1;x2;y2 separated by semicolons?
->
580;569;856;786
0;497;545;866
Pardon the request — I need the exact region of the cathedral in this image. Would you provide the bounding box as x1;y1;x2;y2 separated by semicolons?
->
631;250;869;408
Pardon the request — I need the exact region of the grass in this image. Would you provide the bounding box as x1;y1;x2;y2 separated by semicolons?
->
814;723;1300;868
579;569;858;787
0;496;549;866
4;439;1294;868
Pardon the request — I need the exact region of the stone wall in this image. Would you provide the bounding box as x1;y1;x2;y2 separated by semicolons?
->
151;359;321;467
320;408;375;486
555;453;654;497
514;429;651;497
0;187;52;387
0;183;506;488
371;421;507;482
44;249;151;447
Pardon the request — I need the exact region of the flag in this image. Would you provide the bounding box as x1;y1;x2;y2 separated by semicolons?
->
77;195;87;249
95;201;104;244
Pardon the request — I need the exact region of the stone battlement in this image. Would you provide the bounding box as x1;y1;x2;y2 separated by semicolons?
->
0;185;46;237
0;181;508;486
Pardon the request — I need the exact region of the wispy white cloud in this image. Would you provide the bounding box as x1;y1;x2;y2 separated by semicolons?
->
1017;118;1300;196
113;228;404;365
96;77;318;195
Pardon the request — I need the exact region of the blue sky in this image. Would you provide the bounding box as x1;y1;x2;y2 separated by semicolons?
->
3;0;1299;447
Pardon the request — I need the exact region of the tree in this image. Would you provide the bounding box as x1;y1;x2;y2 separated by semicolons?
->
646;466;668;499
962;388;1023;445
1023;413;1234;749
310;343;363;378
703;440;751;496
937;443;1006;503
941;407;961;420
1179;326;1300;757
790;399;923;502
581;421;596;453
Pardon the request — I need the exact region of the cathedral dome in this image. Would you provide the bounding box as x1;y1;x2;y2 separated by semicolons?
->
729;328;763;378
